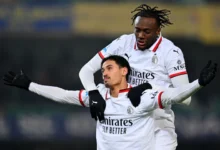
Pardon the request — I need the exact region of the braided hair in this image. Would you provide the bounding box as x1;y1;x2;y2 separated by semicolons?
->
131;4;173;28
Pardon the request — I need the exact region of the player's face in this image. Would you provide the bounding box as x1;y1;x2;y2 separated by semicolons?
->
101;60;127;88
134;16;160;50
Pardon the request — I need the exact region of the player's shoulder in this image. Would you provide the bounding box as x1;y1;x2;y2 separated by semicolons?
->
138;89;159;111
161;37;183;53
97;83;108;95
109;33;135;51
97;83;106;90
140;89;159;104
141;89;158;97
114;33;134;42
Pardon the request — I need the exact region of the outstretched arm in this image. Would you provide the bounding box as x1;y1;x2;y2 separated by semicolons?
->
139;80;200;112
159;79;200;108
160;61;217;108
29;82;88;107
135;61;217;111
3;70;89;107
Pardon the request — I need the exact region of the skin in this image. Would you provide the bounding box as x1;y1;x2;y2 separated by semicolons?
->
101;60;128;97
134;16;161;50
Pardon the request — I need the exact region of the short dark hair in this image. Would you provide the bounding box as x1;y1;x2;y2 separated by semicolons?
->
131;4;173;28
101;55;131;80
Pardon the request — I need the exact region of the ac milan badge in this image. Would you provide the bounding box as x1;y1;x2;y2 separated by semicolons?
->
152;54;158;64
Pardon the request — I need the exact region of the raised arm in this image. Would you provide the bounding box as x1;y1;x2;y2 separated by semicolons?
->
29;82;89;106
79;35;127;91
79;54;102;91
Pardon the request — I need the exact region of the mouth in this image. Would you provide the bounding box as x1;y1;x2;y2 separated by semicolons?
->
137;40;146;47
104;77;110;82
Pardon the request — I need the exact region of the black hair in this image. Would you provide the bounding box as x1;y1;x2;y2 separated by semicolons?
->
101;55;131;80
131;4;173;28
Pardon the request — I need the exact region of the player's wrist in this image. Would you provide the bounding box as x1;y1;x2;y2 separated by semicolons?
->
192;80;203;89
24;79;31;90
28;82;34;91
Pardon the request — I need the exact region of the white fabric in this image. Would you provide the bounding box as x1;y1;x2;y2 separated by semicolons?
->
28;80;202;150
97;84;156;150
29;83;156;150
29;82;89;107
79;33;191;130
157;80;200;107
79;54;102;91
98;33;188;85
171;74;191;105
154;128;177;150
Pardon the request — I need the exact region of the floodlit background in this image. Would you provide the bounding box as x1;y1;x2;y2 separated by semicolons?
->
0;0;220;150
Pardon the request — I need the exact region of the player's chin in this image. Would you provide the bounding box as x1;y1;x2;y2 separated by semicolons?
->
104;82;110;88
137;44;147;51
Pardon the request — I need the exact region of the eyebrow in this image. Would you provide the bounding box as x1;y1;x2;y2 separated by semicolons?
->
135;27;151;30
101;64;113;70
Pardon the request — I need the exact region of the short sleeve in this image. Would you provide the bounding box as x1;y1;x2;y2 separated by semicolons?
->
165;47;188;78
98;35;127;59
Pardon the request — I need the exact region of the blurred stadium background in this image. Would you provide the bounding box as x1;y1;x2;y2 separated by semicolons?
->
0;0;220;150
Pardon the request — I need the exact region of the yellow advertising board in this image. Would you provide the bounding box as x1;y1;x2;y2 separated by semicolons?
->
73;3;220;45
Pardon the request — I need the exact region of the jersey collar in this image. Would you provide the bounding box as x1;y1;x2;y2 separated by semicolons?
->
134;32;162;52
105;84;132;100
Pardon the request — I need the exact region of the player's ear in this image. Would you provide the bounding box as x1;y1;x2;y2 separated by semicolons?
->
121;67;128;76
156;28;161;36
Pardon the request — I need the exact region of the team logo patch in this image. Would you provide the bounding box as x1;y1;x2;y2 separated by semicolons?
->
102;44;110;53
152;54;158;64
127;106;134;114
124;53;131;60
177;60;182;64
103;47;107;52
173;49;179;54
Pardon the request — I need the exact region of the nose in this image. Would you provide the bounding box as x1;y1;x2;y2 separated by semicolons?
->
102;70;108;77
138;31;145;39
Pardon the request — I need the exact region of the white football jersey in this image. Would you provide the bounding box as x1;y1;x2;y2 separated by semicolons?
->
77;83;164;150
29;78;202;150
28;82;159;150
97;33;188;129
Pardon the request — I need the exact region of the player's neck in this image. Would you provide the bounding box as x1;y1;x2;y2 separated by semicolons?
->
110;81;128;98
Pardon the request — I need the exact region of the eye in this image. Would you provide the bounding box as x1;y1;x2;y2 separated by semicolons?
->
144;30;151;34
135;29;140;33
107;66;112;70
